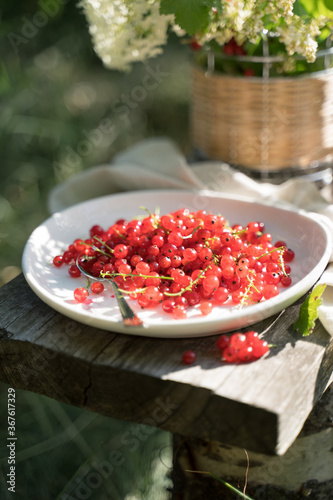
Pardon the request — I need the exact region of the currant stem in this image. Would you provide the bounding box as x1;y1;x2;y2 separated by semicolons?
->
139;206;160;228
182;224;202;239
79;240;112;258
278;252;289;277
259;309;286;337
112;229;126;240
100;271;174;281
164;264;211;297
93;236;115;253
255;246;284;261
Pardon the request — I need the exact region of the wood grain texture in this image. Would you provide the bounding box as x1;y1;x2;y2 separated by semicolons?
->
0;274;332;455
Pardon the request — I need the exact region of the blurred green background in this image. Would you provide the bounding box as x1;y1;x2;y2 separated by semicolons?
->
0;1;191;498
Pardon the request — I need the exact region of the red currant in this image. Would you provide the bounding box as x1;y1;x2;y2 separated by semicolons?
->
182;350;196;364
281;275;292;287
91;282;104;294
172;305;187;320
216;334;230;350
69;265;81;278
283;248;295;262
74;287;88;302
53;255;63;267
199;301;213;316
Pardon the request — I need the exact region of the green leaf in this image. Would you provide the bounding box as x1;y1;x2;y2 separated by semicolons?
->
209;473;255;499
323;0;333;11
297;0;333;18
293;283;327;336
160;0;221;36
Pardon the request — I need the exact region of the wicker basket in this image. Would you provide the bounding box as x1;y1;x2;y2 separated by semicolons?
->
191;64;333;174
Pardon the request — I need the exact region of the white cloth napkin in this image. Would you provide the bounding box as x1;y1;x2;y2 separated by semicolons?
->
48;137;333;335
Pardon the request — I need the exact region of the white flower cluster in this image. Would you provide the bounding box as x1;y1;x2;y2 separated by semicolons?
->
195;0;325;64
197;0;256;47
79;0;173;71
80;0;331;71
278;17;321;63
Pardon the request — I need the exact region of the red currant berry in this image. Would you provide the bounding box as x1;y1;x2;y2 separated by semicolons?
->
236;265;249;278
199;247;213;262
175;296;188;308
69;265;81;278
281;275;292;287
147;245;160;257
74;287;88;302
283;248;295;262
263;284;279;299
137;294;150;308
90;225;104;238
159;255;172;269
131;255;143;267
172;305;187;320
162;299;175;313
264;272;281;285
230;333;247;349
213;287;229;304
216;334;230;350
136;261;150;275
245;331;259;345
183;248;198;262
222;346;239;363
144;286;160;304
53;255;63;267
203;275;219;290
118;263;132;275
168;231;183;246
91;282;104;294
183;291;200;306
222;265;235;280
249;285;263;302
252;340;269;359
113;244;128;259
238;346;254;362
199;301;213;316
62;250;73;264
275;240;287;248
182;350;196;365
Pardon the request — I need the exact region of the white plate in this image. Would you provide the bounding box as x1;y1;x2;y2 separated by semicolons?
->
22;190;331;338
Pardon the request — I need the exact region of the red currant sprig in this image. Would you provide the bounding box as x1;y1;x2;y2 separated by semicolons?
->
217;330;269;363
181;329;270;365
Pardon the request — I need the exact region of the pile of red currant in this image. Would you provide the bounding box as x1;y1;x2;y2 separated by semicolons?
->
53;207;294;318
182;330;269;365
217;330;269;362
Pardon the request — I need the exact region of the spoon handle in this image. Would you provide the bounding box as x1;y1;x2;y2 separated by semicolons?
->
76;257;143;327
110;280;143;327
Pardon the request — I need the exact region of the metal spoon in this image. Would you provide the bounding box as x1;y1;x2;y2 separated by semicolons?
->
76;257;143;327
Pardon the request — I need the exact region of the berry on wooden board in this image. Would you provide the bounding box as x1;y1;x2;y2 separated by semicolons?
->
217;330;269;363
182;350;196;365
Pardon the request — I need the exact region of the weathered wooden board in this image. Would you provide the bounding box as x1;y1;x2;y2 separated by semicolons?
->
0;274;332;455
